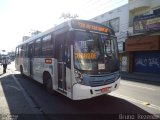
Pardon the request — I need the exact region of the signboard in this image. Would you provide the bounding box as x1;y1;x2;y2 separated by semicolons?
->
75;52;96;59
133;15;160;33
125;35;160;51
134;51;160;74
71;20;114;35
45;59;52;64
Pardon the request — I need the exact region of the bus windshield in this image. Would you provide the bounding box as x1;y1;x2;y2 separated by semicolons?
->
74;31;119;73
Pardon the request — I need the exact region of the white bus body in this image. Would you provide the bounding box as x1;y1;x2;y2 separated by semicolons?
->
15;19;120;100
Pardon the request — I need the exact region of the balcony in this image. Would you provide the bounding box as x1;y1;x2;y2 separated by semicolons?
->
129;0;150;13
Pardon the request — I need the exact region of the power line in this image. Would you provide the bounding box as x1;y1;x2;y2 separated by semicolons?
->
82;0;128;19
101;0;128;11
92;0;127;13
81;0;113;13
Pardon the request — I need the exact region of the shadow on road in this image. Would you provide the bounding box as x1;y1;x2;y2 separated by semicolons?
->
59;93;150;114
0;74;38;120
1;73;159;120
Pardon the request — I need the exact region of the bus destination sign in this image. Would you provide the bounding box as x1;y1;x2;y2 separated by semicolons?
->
71;20;110;34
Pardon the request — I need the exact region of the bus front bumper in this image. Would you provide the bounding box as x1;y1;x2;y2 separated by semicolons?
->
72;78;120;100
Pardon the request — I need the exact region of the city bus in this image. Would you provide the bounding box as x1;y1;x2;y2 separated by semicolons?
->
15;19;120;100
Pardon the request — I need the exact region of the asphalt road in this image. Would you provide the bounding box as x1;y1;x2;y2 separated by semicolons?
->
110;79;160;114
0;62;160;120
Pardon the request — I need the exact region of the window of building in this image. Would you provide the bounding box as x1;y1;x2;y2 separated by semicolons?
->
102;17;120;33
153;7;160;14
109;17;119;33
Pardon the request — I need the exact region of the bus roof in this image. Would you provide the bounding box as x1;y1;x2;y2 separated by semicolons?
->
19;19;115;45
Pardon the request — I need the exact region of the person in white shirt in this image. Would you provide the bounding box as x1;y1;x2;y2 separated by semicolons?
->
1;57;9;73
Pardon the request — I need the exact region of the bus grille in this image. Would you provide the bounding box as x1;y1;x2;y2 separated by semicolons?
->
90;77;116;87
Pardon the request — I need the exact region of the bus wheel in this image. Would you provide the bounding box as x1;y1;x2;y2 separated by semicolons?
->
44;73;53;93
20;65;24;76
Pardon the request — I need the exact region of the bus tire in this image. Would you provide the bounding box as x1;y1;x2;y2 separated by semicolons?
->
43;72;53;93
20;65;24;76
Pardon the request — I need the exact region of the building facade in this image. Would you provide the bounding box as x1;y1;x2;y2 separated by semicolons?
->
90;0;160;81
90;4;129;53
90;4;129;72
125;0;160;75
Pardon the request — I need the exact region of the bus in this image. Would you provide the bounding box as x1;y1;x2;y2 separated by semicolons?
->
15;19;120;100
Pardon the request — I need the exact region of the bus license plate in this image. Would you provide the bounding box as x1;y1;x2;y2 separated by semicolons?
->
101;87;108;93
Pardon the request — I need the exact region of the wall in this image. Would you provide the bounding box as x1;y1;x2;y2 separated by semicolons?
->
125;35;160;51
129;0;160;34
90;4;129;52
150;0;160;9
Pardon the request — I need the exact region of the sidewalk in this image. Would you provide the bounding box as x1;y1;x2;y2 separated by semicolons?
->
0;63;42;120
120;72;160;85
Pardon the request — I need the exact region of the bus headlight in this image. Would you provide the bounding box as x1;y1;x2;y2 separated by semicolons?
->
74;69;83;84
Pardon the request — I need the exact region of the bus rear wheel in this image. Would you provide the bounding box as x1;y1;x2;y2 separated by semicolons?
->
20;65;24;76
44;73;53;93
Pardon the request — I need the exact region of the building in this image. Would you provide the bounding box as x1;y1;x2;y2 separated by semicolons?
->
91;4;129;53
90;0;160;82
125;0;160;76
90;4;129;72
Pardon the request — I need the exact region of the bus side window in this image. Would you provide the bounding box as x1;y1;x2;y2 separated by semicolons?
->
28;42;34;58
19;46;21;58
66;46;71;68
16;47;19;57
34;39;41;57
20;45;24;58
55;32;71;68
42;34;52;57
24;44;27;57
55;33;67;61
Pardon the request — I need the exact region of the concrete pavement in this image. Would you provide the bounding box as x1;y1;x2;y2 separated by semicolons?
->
0;62;44;120
121;72;160;85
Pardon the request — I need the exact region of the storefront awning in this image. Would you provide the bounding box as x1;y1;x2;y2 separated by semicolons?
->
125;35;160;52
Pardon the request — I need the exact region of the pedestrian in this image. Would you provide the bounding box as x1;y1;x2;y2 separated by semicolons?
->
1;57;9;73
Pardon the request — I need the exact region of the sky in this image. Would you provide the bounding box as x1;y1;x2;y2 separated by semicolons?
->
0;0;128;52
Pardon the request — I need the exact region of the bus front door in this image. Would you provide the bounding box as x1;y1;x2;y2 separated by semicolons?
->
55;37;67;92
28;43;34;76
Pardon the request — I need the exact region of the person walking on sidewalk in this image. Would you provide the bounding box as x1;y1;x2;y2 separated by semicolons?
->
1;57;9;73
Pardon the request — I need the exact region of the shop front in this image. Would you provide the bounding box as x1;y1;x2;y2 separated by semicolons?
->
133;51;160;74
125;35;160;74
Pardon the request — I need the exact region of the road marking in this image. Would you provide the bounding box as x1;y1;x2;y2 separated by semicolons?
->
142;102;150;106
120;82;156;91
5;85;21;91
9;70;47;120
9;70;42;114
110;93;160;111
